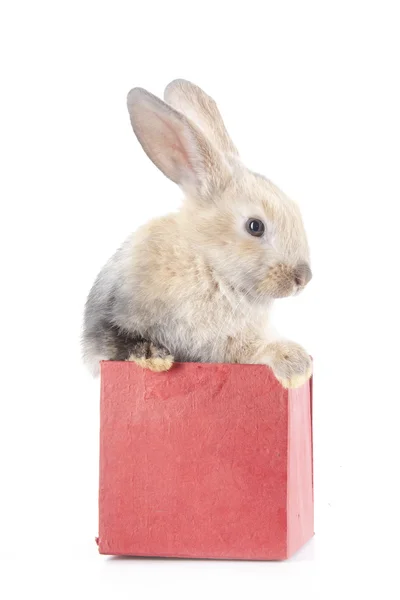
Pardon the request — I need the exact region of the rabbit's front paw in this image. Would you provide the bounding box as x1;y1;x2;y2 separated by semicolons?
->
268;341;312;389
127;342;174;372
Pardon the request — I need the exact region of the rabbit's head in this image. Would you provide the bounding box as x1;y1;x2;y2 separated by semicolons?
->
127;80;311;302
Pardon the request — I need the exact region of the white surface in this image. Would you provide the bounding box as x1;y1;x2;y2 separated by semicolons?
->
1;1;399;598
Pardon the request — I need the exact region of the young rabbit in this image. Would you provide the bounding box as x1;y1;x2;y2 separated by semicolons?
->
83;79;312;388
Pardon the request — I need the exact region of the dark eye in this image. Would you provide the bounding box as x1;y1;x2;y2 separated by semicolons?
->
246;218;265;237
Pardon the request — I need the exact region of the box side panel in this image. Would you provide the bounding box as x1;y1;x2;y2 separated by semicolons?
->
286;379;314;557
97;361;289;560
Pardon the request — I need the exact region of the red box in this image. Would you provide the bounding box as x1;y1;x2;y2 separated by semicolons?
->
98;361;314;560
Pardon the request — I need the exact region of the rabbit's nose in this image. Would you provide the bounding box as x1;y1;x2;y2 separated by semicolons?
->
294;263;312;287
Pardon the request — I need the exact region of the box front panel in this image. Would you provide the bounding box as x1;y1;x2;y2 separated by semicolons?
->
99;362;290;559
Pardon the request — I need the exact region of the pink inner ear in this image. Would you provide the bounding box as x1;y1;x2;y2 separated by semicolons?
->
151;111;195;183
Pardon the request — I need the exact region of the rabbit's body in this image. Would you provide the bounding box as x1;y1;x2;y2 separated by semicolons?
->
83;80;313;388
84;212;274;376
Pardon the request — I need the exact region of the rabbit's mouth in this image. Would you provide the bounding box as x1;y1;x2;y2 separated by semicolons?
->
257;262;312;299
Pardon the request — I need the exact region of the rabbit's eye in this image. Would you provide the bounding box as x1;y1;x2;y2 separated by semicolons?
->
246;218;265;237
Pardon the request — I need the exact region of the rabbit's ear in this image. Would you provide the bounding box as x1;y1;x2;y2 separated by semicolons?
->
164;79;239;157
127;88;230;198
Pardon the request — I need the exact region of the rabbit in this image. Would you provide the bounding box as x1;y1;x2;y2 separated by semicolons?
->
83;79;313;388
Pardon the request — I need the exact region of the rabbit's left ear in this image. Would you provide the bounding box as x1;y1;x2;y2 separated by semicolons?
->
164;79;239;157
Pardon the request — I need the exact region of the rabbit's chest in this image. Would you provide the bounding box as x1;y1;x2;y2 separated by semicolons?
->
168;285;268;361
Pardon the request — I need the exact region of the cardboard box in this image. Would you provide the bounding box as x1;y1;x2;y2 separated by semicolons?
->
97;361;313;560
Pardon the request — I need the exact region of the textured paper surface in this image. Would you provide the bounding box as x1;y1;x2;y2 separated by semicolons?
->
98;361;313;560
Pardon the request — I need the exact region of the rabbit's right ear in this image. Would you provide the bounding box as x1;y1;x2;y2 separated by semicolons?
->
164;79;239;157
127;88;230;199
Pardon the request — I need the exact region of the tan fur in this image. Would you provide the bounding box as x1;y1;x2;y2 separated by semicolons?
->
259;263;298;298
83;80;313;389
128;355;174;372
278;369;313;389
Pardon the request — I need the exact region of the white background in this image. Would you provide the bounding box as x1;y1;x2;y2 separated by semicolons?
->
1;1;399;598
